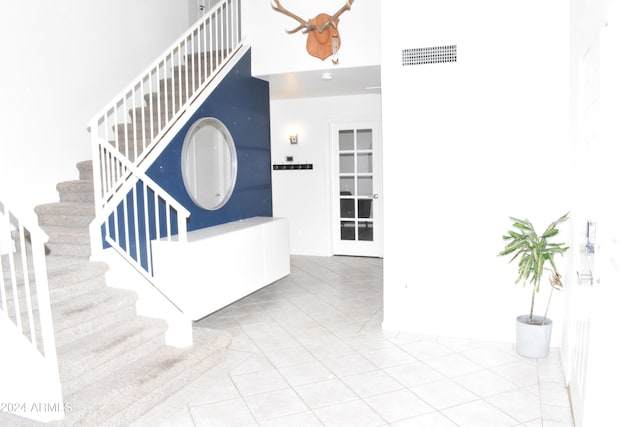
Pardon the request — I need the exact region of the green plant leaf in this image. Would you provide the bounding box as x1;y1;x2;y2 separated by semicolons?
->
541;228;559;238
499;212;571;314
508;230;523;239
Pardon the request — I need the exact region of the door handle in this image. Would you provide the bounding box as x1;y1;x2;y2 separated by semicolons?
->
372;194;379;199
576;270;598;286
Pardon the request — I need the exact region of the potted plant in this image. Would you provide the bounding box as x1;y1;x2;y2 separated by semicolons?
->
498;212;570;358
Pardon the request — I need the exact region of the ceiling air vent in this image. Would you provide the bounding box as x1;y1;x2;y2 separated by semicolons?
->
402;45;457;66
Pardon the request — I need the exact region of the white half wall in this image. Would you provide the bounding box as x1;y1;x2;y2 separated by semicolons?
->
381;0;572;344
0;0;188;221
270;94;381;256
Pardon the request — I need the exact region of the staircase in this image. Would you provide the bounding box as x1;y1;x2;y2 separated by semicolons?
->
0;161;232;426
89;0;243;290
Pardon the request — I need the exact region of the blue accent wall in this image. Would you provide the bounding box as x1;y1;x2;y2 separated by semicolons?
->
102;49;272;267
146;49;272;231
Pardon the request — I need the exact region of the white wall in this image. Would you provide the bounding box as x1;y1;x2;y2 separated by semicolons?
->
270;94;381;256
0;0;188;221
381;0;572;344
245;0;380;76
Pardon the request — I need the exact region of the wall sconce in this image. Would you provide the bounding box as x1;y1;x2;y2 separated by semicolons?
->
289;134;299;144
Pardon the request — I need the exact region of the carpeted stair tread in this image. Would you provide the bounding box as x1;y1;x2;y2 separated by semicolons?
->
61;327;232;427
115;120;164;135
46;259;109;304
49;274;106;305
147;81;193;103
52;286;133;324
1;257;103;308
40;226;89;244
35;201;94;215
144;89;188;106
0;258;105;308
128;103;178;118
35;202;94;227
40;226;89;254
46;259;109;288
45;243;91;258
3;252;91;278
76;160;93;181
56;180;94;203
58;316;168;396
109;138;153;156
56;180;93;192
40;226;90;257
53;287;138;349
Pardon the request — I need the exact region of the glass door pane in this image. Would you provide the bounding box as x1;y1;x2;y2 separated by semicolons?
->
338;127;375;243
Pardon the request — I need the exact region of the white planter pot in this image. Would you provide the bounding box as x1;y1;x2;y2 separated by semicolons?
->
515;315;553;358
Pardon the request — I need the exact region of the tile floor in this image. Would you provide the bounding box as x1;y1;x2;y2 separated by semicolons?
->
131;256;574;427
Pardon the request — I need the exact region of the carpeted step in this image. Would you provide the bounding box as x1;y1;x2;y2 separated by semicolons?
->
41;226;90;245
184;51;225;62
61;327;232;427
56;180;94;203
53;287;139;349
148;79;193;104
115;117;165;137
44;242;90;258
0;260;40;340
40;226;90;258
76;160;93;181
108;138;150;160
58;316;168;396
47;258;110;304
0;257;105;318
34;202;94;227
47;258;108;288
1;259;120;352
128;105;179;126
144;86;189;107
173;63;215;84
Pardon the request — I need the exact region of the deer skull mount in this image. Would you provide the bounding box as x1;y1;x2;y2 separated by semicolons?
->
271;0;355;65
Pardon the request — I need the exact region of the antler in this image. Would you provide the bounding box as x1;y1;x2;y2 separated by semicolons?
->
318;0;355;33
271;0;311;34
271;0;355;34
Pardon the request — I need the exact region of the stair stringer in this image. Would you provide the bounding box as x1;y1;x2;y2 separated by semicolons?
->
89;46;251;349
97;247;193;347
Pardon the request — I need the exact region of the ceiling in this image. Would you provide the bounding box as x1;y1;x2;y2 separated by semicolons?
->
263;65;381;100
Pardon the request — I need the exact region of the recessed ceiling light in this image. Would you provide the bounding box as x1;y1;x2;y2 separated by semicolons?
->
321;72;333;80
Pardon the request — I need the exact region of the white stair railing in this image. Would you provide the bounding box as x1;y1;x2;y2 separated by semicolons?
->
0;199;62;421
89;0;241;175
96;141;190;286
88;0;242;290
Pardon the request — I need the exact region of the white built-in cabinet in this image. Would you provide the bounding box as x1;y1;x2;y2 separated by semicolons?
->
152;217;290;320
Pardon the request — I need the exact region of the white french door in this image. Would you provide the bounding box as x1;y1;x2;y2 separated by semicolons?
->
566;7;605;423
567;3;640;425
331;121;383;257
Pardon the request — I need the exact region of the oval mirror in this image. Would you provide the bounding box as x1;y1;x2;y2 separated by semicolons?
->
181;117;237;210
